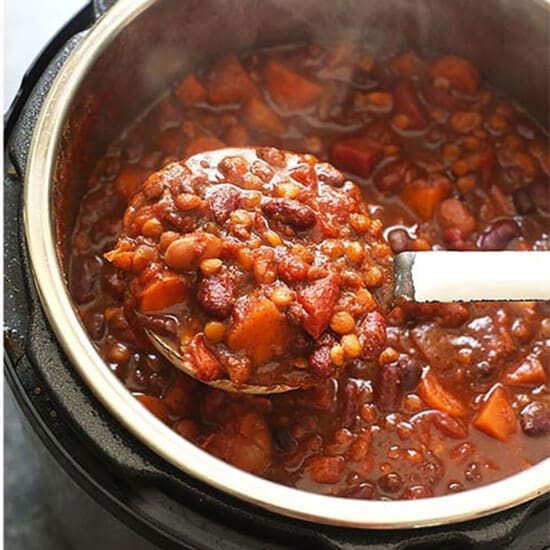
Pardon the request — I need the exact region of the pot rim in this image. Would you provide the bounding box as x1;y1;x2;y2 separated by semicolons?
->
24;0;550;529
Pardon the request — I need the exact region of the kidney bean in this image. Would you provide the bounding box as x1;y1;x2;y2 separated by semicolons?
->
83;311;106;340
308;346;336;378
375;362;402;411
520;401;550;437
477;219;521;250
358;310;387;361
274;428;298;453
197;270;235;319
314;162;346;186
208;186;241;224
387;228;410;253
261;198;316;230
378;472;403;494
348;482;376;499
71;254;103;304
397;356;422;390
513;187;536;215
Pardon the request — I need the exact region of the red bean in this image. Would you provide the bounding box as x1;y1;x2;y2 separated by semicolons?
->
477;219;521;250
397;356;422;390
348;482;376;499
520;401;550;437
308;346;336;378
314;162;346;186
387;228;410;253
375;362;402;411
358;310;387;361
378;472;403;493
261;198;316;229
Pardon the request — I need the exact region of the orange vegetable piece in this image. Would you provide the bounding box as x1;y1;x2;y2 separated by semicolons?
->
263;60;323;111
174;74;206;105
330;135;383;177
115;166;147;199
400;175;452;220
185;136;225;158
136;395;171;424
206;55;258;105
139;273;187;312
418;368;468;417
473;385;517;441
428;55;480;95
504;355;547;386
244;96;285;135
226;294;292;365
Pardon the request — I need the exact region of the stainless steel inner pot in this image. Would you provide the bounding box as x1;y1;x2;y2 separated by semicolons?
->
24;0;550;528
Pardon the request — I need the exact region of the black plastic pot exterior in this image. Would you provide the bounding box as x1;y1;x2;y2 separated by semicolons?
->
4;1;550;548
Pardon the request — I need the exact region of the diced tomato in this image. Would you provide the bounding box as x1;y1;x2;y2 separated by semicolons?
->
188;334;223;381
393;79;428;128
400;175;452;220
206;55;258;105
330;135;383;177
297;272;341;338
244;96;284;135
391;52;426;78
139;273;187;312
421;80;458;110
263;60;323;111
428;55;480;95
418;368;468;417
174;74;206;105
474;385;517;441
185;136;225;158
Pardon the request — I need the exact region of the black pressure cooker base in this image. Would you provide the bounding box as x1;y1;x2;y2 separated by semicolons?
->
4;2;550;549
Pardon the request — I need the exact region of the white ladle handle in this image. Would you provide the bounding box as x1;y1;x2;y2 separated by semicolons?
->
394;251;550;302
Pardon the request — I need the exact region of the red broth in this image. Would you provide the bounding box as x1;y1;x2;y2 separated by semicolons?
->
69;43;549;499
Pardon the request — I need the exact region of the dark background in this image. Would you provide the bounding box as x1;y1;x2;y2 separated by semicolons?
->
4;2;85;548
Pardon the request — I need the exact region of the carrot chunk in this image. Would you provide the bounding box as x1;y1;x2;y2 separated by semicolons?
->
139;273;187;312
330;136;383;177
393;79;427;128
428;55;480;95
184;136;225;158
174;74;206;105
263;60;323;111
244;96;285;135
504;355;547;386
474;385;517;441
418;368;468;417
206;55;258;105
400;175;452;220
227;294;292;365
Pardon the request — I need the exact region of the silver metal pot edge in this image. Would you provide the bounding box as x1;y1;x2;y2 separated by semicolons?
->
23;0;550;529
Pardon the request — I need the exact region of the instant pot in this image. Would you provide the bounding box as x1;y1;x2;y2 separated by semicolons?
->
4;0;550;547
